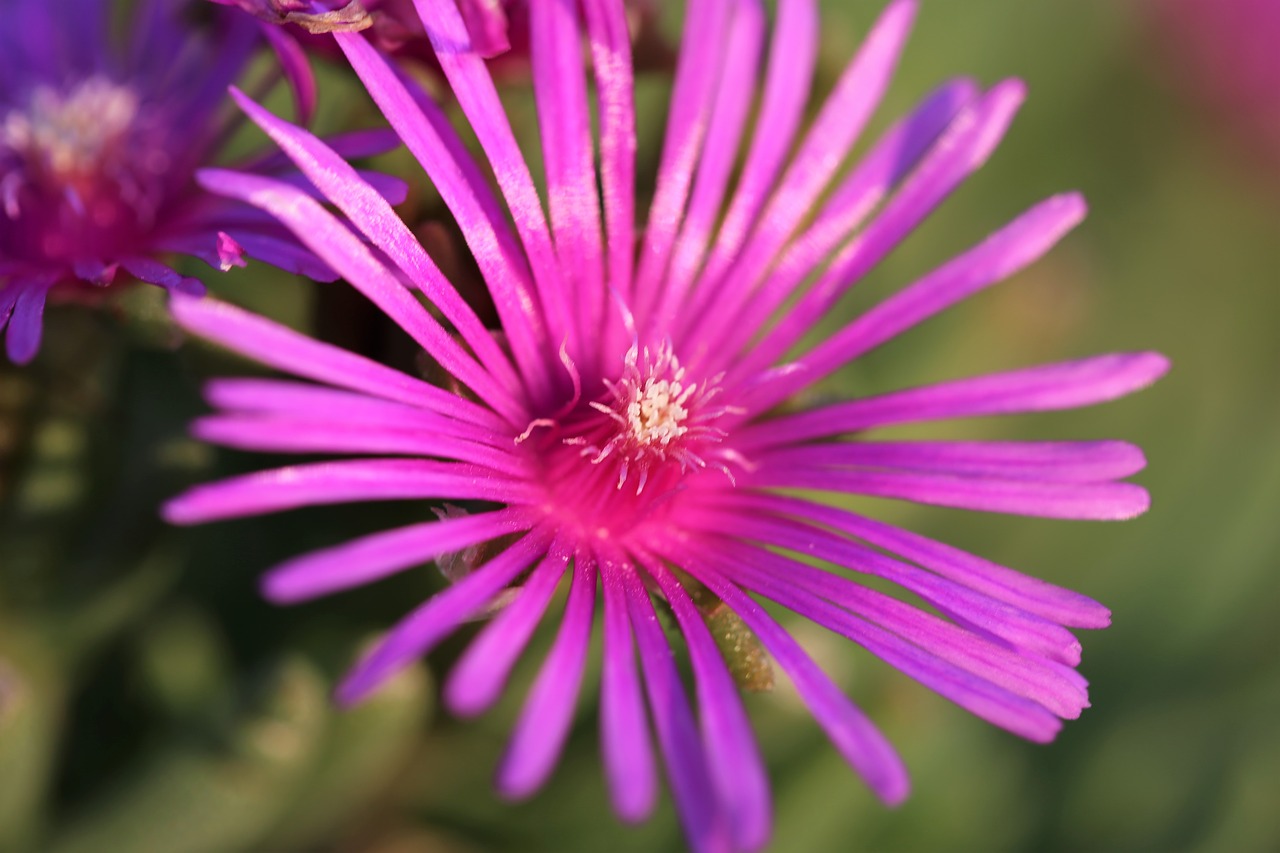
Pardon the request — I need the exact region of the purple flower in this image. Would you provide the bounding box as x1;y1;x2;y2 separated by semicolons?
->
164;0;1167;849
0;0;387;363
221;0;669;89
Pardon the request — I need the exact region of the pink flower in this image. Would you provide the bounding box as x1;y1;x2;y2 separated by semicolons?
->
165;1;1167;850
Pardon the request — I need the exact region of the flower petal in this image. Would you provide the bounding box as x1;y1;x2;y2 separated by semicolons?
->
261;507;536;603
645;558;773;851
596;552;659;823
663;545;910;806
734;352;1171;448
227;88;521;395
4;282;50;365
336;529;552;705
169;296;489;419
497;553;598;799
163;459;536;525
445;544;572;716
623;565;733;853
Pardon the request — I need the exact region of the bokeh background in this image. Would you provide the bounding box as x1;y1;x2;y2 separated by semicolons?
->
2;1;1278;851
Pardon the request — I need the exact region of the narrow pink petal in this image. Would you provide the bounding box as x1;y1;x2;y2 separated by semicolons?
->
718;548;1066;742
649;0;766;335
216;232;246;270
597;552;658;823
73;257;118;285
531;0;605;357
201;377;506;437
716;491;1112;630
120;257;204;296
0;285;22;328
261;506;536;603
733;352;1172;449
691;0;819;306
162;459;536;525
315;128;404;160
630;0;734;327
236;128;402;172
4;282;50;364
196;168;524;424
497;553;598;799
660;543;910;806
709;539;1088;721
169;296;489;418
745;467;1150;520
260;167;410;209
444;544;572;716
644;558;772;851
582;0;636;306
191;414;525;472
682;0;917;348
414;0;575;348
258;22;317;124
622;565;733;853
336;529;553;705
756;439;1147;484
217;231;338;281
730;79;1029;380
337;32;555;394
686;78;977;358
457;0;511;57
681;499;1086;665
753;193;1088;407
227;88;522;397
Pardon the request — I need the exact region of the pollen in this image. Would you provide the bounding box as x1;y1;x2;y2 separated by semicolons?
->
561;340;741;494
624;375;693;450
2;77;140;184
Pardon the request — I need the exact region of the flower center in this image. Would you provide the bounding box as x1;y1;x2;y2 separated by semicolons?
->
579;342;726;491
2;78;140;187
1;76;172;263
521;341;745;541
596;358;696;464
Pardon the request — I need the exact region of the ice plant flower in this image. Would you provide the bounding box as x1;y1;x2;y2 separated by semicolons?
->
164;0;1167;850
0;0;389;363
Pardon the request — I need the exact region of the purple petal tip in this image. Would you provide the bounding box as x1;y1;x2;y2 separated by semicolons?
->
441;677;490;719
1138;351;1173;384
993;77;1029;105
259;571;305;605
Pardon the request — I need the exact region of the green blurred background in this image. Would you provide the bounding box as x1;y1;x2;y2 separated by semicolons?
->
2;1;1278;850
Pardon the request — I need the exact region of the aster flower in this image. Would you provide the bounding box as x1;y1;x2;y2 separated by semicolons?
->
0;0;402;364
164;0;1166;850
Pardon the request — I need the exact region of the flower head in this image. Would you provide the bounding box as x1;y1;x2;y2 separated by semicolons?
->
165;1;1167;850
0;0;358;363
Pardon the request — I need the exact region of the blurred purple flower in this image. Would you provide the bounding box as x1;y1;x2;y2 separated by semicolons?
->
164;0;1166;849
218;0;668;87
0;0;387;363
1151;0;1280;168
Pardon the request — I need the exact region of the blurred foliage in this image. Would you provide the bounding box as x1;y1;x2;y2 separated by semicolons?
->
3;0;1280;851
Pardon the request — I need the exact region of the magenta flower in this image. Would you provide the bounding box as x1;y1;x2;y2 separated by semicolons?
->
0;0;396;363
164;0;1166;849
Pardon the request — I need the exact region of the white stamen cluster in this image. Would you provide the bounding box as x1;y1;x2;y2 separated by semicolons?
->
561;341;741;493
2;77;139;184
620;373;694;451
